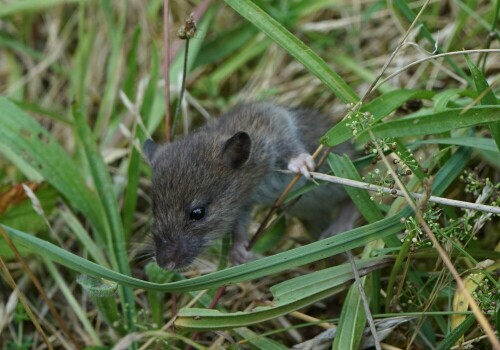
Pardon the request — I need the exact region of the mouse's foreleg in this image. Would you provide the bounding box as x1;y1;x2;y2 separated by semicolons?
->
287;153;315;179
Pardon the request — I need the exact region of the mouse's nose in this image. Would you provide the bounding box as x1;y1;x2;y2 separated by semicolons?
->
154;236;193;271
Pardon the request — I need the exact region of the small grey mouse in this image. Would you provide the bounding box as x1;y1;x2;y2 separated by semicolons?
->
144;102;356;271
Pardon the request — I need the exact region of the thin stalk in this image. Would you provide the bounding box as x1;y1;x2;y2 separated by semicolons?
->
374;49;500;91
300;171;500;215
163;0;172;142
171;37;190;139
346;251;382;350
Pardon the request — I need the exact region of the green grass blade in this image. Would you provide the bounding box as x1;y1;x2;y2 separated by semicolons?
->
361;106;500;140
210;35;270;85
322;89;435;146
415;137;499;153
234;328;288;350
465;54;500;153
224;0;358;104
93;0;126;137
0;96;108;239
71;104;136;331
2;210;409;292
122;35;159;240
436;314;476;350
332;277;368;350
432;89;475;112
122;26;141;99
328;154;385;349
176;258;388;330
192;24;258;69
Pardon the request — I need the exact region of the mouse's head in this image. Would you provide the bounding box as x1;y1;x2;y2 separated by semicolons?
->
144;131;252;270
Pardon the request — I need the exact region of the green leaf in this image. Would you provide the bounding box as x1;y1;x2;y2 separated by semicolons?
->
2;210;408;293
122;47;160;239
235;328;288;350
175;258;390;330
71;104;136;331
0;96;108;239
59;209;109;267
415;137;499;153
432;89;475;112
76;275;118;298
72;106;127;272
93;0;127;136
360;106;500;140
322;89;435;146
223;0;358;104
192;24;258;69
332;277;368;350
122;26;141;98
465;54;500;153
436;314;476;350
210;35;270;85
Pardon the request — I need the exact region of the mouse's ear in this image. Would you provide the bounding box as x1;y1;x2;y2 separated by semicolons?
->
222;131;251;169
143;139;158;164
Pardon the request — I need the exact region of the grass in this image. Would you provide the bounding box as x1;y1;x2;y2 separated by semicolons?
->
0;0;499;349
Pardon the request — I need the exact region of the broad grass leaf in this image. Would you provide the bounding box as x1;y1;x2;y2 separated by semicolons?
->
0;96;108;239
361;106;499;140
322;89;435;146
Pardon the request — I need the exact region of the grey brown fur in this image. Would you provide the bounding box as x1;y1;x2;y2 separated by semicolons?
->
145;102;354;270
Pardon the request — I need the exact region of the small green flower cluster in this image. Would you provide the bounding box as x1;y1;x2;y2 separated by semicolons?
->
471;277;499;314
460;169;500;208
399;215;432;248
363;138;397;164
345;103;375;136
362;168;395;203
401;206;480;247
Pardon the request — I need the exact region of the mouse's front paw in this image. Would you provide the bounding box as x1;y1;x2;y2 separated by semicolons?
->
288;153;315;179
229;242;256;265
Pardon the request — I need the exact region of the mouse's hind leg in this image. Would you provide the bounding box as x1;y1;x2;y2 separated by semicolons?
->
228;209;258;265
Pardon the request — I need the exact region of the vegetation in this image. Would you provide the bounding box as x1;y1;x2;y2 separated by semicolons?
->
0;0;499;348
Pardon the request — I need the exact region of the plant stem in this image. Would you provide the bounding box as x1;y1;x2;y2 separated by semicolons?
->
300;171;500;215
163;0;172;142
171;38;190;139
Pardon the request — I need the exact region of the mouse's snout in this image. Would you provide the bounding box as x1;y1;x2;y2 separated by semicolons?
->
154;233;201;271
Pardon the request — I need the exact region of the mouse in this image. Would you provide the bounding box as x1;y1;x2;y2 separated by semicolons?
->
144;102;356;271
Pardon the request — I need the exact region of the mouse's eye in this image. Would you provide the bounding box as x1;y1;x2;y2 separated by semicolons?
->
190;207;206;220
